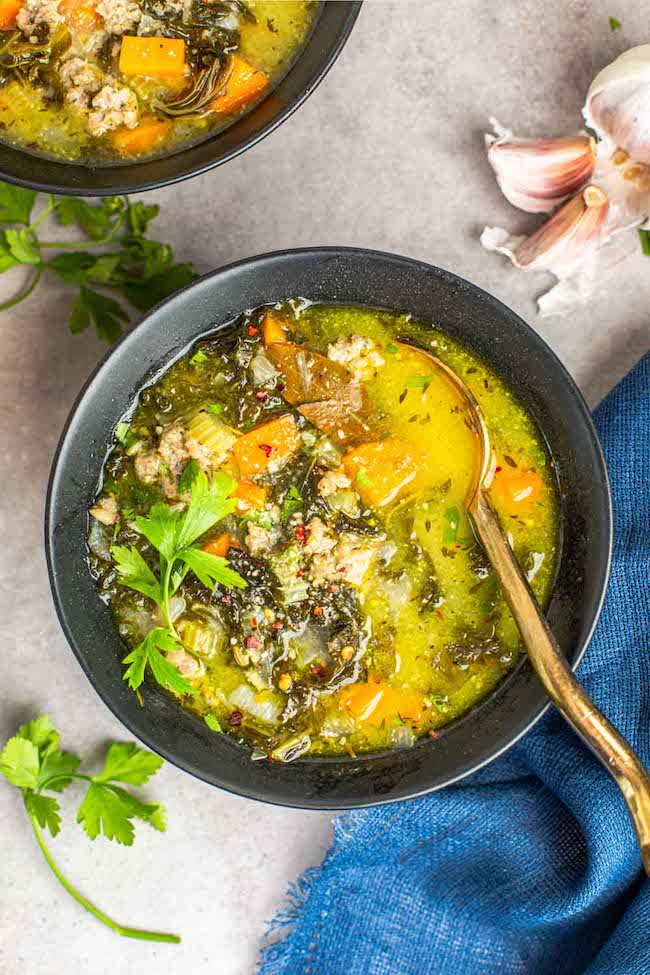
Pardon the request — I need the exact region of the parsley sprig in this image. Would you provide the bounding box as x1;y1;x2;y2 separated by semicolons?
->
114;469;247;695
0;715;179;943
0;182;197;341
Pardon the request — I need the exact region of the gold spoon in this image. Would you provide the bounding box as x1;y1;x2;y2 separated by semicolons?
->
398;342;650;874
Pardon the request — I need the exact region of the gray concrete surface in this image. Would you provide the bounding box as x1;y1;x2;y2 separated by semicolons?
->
1;2;649;973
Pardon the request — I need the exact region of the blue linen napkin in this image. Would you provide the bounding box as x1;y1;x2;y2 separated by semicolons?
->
259;353;650;975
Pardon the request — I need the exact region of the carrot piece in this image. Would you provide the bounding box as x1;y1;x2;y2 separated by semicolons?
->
58;0;101;32
341;679;387;725
111;118;170;157
119;35;186;78
341;678;424;727
343;439;421;508
202;533;241;558
491;462;543;514
0;0;22;29
234;480;269;512
232;414;300;478
211;55;269;114
262;312;288;347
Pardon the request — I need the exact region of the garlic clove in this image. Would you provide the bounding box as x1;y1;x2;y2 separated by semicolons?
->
486;118;596;213
590;140;650;233
584;45;650;166
481;185;609;274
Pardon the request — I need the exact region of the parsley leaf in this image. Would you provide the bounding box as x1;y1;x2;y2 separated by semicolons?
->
609;15;621;31
204;714;222;732
122;627;196;696
77;782;163;845
0;184;36;224
68;286;129;342
177;548;247;590
190;349;208;365
206;403;223;415
0;736;40;788
56;197;117;240
178;458;200;494
281;485;303;521
112;545;163;604
176;471;237;550
128;201;159;237
0;231;20;273
135;503;182;562
94;742;163;786
5;228;40;264
24;792;63;838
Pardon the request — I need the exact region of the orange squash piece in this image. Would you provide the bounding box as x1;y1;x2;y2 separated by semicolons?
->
211;55;268;114
202;533;241;558
343;438;421;508
491;462;542;515
262;311;288;347
233;479;269;513
119;35;186;78
0;0;22;29
232;414;300;478
341;678;424;727
58;0;101;32
111;118;170;157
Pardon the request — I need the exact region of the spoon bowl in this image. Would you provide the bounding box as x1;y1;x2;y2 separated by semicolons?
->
399;341;650;874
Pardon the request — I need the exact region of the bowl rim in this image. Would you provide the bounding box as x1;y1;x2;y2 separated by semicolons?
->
0;2;362;197
45;246;613;808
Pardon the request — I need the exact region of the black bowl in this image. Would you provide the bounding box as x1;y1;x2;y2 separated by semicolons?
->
0;3;361;196
46;248;612;808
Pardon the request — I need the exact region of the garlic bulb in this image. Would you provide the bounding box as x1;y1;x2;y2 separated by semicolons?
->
584;46;650;166
482;45;650;316
486;119;596;213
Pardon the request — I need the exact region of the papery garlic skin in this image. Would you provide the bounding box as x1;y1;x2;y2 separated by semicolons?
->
486;119;596;213
584;45;650;166
481;185;609;275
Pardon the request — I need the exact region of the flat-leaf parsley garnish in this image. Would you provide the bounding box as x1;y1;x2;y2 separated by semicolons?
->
114;471;247;695
0;715;179;943
0;184;197;341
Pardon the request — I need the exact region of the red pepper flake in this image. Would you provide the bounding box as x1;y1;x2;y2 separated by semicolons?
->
428;729;439;740
313;606;323;617
435;609;444;621
276;381;285;392
220;595;231;605
337;566;347;573
495;466;502;473
295;569;304;578
273;621;282;630
259;443;273;458
247;325;258;336
245;635;262;651
329;584;340;593
251;617;258;628
295;524;307;544
256;390;268;403
228;710;243;727
310;665;325;677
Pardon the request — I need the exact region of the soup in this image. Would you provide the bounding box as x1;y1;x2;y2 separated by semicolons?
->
0;0;317;163
88;303;559;762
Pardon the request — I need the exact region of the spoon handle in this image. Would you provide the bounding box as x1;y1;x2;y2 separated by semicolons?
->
471;491;650;875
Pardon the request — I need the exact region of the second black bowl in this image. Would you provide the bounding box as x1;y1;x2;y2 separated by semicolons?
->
0;2;361;196
46;248;612;808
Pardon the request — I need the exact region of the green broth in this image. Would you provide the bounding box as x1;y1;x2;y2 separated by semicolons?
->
89;302;560;761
